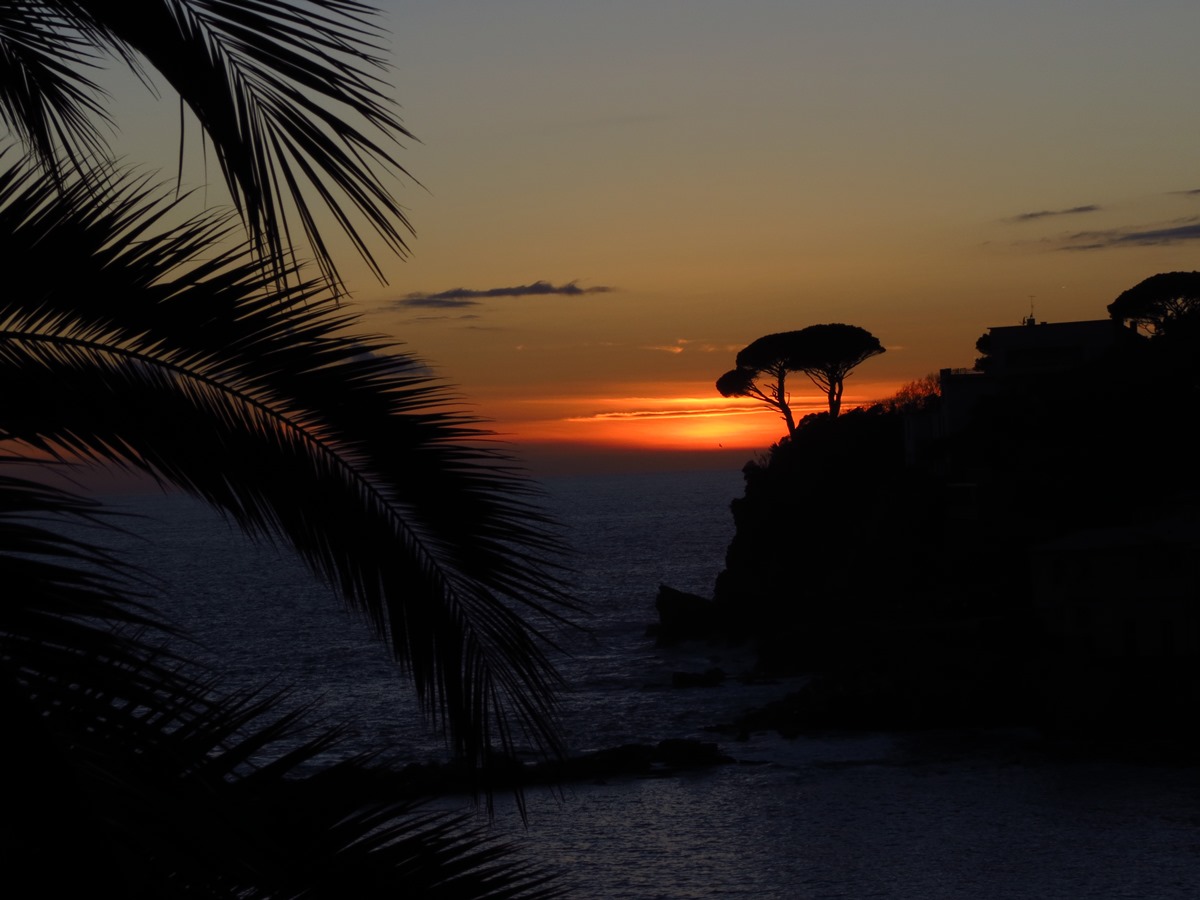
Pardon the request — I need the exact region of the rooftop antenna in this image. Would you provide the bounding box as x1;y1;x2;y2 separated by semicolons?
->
1023;295;1036;326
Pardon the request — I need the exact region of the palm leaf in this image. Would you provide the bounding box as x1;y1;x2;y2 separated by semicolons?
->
0;158;574;777
0;469;562;897
0;2;113;177
0;0;415;292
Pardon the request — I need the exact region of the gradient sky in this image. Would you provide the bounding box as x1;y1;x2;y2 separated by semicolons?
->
113;1;1200;472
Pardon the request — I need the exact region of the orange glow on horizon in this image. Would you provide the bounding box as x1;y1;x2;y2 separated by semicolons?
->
497;384;905;453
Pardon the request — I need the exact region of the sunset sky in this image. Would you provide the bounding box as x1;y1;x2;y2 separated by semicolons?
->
116;1;1200;472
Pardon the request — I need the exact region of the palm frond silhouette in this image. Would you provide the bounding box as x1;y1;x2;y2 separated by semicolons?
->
1;467;561;897
0;2;572;895
0;158;569;767
0;0;414;292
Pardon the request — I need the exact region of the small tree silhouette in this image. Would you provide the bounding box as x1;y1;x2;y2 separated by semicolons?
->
717;324;885;434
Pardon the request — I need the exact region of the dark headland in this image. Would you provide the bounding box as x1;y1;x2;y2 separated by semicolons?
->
654;283;1200;762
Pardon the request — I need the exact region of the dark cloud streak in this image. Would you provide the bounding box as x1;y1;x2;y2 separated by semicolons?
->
399;297;478;309
1059;219;1200;251
1009;204;1100;222
394;280;615;309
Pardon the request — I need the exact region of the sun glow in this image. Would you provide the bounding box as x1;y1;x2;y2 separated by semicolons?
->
513;378;910;450
508;395;799;451
569;400;781;449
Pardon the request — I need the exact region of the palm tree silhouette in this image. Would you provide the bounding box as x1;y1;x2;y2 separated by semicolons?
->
0;3;569;895
0;0;415;293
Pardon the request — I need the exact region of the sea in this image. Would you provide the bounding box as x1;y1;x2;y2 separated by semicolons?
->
95;468;1200;899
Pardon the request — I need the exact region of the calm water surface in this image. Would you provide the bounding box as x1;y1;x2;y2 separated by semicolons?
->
101;468;1200;899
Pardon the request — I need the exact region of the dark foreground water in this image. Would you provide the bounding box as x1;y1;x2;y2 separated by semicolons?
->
100;469;1200;899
